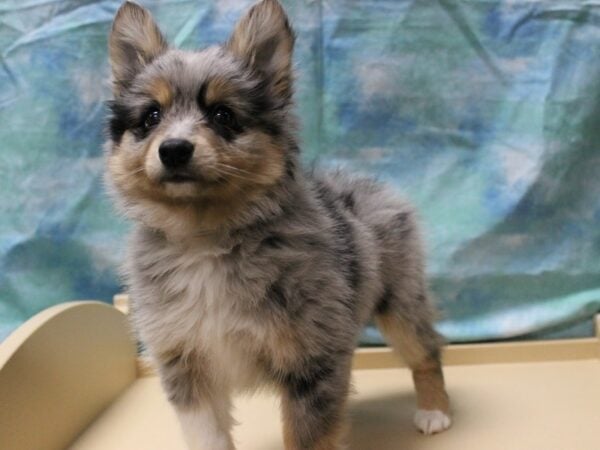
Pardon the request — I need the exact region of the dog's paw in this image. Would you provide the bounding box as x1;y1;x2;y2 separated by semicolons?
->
414;409;451;435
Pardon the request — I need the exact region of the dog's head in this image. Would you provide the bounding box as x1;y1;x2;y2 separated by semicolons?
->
105;0;296;234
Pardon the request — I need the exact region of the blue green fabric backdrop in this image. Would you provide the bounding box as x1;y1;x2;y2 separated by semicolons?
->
1;0;599;342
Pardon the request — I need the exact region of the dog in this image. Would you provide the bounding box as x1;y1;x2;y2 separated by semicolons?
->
105;1;451;448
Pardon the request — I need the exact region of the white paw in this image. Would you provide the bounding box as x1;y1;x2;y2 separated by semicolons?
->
414;409;451;435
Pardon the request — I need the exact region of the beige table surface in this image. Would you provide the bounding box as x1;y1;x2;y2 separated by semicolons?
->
71;359;600;450
3;302;598;450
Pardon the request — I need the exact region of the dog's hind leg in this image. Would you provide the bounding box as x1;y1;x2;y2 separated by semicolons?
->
374;288;451;435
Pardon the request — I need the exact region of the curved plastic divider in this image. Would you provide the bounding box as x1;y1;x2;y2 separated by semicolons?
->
0;301;137;450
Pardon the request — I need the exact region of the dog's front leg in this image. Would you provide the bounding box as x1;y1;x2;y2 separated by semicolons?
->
280;354;352;450
158;352;235;450
175;400;234;450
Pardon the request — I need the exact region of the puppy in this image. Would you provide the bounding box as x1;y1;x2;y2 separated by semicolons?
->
105;1;451;448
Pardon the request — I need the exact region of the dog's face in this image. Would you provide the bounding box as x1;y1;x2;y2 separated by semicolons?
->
106;0;295;228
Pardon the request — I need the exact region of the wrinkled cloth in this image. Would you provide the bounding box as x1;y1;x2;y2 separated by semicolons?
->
1;0;599;343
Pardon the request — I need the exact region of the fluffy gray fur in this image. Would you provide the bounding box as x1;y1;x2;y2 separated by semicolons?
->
105;1;451;449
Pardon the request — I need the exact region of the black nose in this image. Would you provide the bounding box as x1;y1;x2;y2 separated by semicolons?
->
159;139;194;169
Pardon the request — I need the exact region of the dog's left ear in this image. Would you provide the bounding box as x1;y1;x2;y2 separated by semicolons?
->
227;0;295;99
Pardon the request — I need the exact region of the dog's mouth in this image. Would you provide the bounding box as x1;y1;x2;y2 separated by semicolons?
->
160;173;197;184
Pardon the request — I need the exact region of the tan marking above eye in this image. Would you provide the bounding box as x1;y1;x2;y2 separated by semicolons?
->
205;76;238;106
148;78;173;107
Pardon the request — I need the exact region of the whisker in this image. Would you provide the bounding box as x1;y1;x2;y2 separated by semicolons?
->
129;167;146;175
213;167;257;183
215;163;256;177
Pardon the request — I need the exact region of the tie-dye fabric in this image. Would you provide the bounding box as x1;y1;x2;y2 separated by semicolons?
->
1;0;599;343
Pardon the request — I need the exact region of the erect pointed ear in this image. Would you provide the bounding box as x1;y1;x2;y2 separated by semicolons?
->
109;1;167;94
227;0;295;99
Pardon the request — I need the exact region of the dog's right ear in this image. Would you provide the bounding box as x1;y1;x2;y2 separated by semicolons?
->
109;1;167;94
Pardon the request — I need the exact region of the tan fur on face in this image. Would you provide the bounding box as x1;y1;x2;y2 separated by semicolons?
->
219;131;285;187
147;77;173;107
108;133;162;203
108;133;202;239
108;124;285;238
203;75;268;123
205;76;239;105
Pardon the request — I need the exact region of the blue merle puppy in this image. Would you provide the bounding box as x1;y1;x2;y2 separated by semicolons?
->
105;0;451;448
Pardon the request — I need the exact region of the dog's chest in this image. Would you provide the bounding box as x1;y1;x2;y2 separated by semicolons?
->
150;251;234;340
134;244;266;386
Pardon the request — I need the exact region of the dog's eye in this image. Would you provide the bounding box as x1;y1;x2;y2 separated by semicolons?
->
211;105;235;127
144;107;161;130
